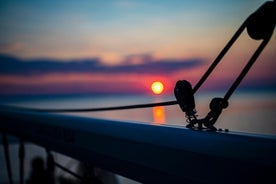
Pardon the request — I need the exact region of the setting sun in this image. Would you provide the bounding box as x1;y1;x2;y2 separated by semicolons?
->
151;81;164;95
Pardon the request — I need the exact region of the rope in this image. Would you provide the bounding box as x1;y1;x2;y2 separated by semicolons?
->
192;22;247;94
223;37;270;101
2;100;178;113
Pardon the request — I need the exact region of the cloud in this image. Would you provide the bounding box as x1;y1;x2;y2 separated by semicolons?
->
0;42;24;53
0;53;275;95
0;54;204;76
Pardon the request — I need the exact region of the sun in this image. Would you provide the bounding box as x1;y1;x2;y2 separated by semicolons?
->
151;81;164;95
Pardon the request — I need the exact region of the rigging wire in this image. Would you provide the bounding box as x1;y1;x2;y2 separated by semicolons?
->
2;100;178;113
192;22;246;94
223;37;270;101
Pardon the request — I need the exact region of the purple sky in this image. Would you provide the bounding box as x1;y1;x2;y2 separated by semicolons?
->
0;0;275;95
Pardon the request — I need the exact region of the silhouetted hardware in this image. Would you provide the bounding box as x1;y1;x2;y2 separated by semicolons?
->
175;1;276;131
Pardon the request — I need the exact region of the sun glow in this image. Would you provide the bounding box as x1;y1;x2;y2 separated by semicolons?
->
151;81;164;95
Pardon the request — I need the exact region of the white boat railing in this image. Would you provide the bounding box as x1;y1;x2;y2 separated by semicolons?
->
1;107;276;184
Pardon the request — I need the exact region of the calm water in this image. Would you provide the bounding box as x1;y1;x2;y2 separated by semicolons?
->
2;90;276;134
1;90;276;184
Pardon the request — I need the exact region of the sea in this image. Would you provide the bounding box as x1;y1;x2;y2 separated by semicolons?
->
0;90;276;184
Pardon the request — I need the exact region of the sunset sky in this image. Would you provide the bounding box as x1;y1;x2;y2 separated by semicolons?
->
0;0;275;95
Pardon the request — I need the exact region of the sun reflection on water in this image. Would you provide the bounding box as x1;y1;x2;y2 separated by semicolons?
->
153;106;166;125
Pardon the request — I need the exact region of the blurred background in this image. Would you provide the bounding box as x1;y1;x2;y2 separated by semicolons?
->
0;0;275;95
0;0;275;184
